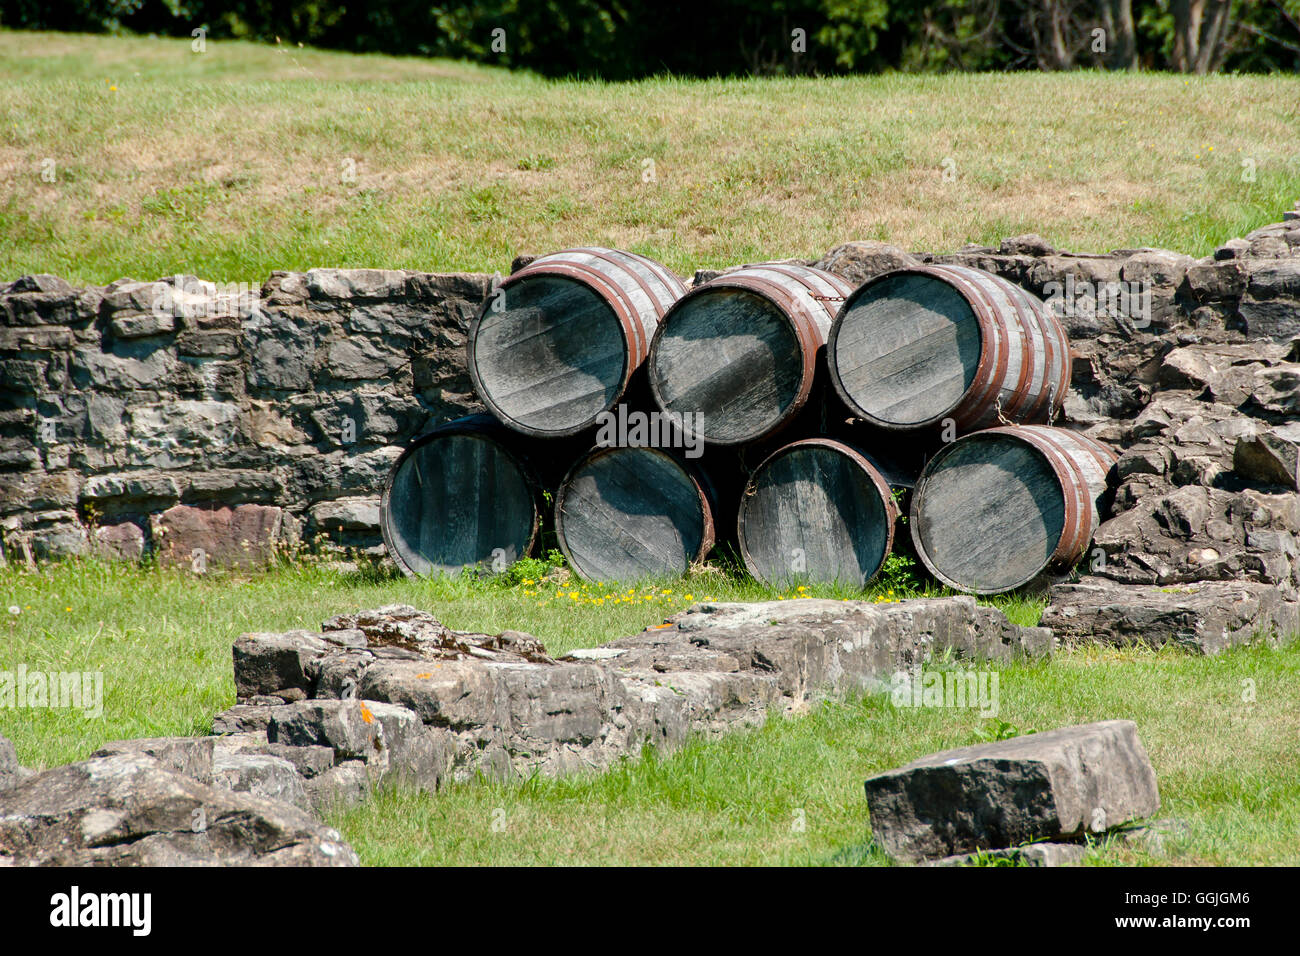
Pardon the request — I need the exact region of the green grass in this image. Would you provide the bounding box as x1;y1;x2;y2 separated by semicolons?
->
332;639;1300;866
3;31;1300;284
2;558;1297;866
0;551;1006;770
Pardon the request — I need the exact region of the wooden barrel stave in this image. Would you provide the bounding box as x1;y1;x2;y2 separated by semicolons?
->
942;264;1064;429
908;424;1116;594
828;265;1070;433
834;273;979;426
654;301;803;439
649;264;852;446
738;438;897;587
554;445;716;583
381;414;541;577
468;248;686;438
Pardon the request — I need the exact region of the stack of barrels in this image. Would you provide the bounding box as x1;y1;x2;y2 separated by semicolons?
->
380;247;1116;596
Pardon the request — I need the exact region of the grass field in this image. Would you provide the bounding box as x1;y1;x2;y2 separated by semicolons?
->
1;559;1297;866
2;31;1300;285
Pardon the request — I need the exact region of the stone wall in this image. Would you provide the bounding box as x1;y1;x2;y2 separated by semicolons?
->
825;209;1300;649
0;269;490;563
3;205;1299;575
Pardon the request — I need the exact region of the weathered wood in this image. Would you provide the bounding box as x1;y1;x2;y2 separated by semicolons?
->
909;425;1116;594
555;446;715;583
829;265;1071;432
648;264;853;445
824;415;942;491
738;438;897;587
380;415;540;577
468;248;685;437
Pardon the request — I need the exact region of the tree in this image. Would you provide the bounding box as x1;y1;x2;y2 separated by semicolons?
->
1098;0;1138;68
1169;0;1234;72
4;0;1299;74
1226;0;1300;70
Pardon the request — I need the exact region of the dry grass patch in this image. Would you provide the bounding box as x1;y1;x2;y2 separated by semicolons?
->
2;31;1298;283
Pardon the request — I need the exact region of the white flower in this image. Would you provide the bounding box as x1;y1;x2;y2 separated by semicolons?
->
7;606;19;616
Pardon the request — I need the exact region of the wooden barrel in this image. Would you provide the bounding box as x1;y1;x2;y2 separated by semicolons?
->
909;425;1116;594
827;265;1071;432
467;248;686;438
738;438;897;587
380;415;541;577
648;264;853;446
554;446;716;583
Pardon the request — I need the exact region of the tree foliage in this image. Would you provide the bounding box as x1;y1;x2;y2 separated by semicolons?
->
2;0;1297;74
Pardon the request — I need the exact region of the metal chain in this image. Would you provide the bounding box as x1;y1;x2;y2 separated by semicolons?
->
994;397;1014;427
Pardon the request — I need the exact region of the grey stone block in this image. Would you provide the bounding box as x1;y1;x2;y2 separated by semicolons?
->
90;736;216;785
233;629;332;698
211;703;287;735
211;750;311;812
1235;424;1300;490
864;720;1160;862
306;760;371;813
0;753;357;866
266;698;382;761
1044;577;1300;654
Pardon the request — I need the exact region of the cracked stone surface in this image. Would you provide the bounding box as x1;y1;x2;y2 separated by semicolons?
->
1043;577;1300;654
0;752;358;866
216;598;1051;789
864;720;1160;862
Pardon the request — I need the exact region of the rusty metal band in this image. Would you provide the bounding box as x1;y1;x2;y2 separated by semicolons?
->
1006;283;1062;424
1014;426;1092;566
947;265;1035;424
1021;291;1071;422
987;274;1039;422
1044;301;1072;418
563;246;676;321
757;263;855;324
934;266;1010;430
1010;285;1055;424
1060;429;1120;478
534;251;662;360
516;259;647;369
551;247;687;312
